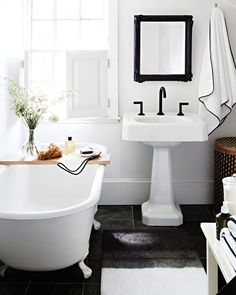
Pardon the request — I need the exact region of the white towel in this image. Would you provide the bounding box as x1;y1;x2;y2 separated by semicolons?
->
228;216;236;239
220;228;236;271
198;7;236;134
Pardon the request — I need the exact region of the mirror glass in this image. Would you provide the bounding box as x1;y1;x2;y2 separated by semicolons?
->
134;15;193;82
141;22;185;75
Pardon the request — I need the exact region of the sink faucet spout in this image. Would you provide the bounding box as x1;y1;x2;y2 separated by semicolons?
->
157;87;166;116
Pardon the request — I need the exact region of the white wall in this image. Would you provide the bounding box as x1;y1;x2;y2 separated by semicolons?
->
2;0;236;205
0;0;23;156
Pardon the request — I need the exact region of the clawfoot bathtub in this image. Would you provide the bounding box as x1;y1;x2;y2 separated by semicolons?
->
0;143;107;278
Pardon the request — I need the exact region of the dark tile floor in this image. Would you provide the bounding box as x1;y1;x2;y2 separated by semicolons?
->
0;205;215;295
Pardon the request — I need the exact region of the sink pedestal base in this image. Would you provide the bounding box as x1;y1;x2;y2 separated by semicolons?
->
142;142;183;226
142;202;183;226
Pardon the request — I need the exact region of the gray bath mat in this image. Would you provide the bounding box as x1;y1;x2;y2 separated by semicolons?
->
101;230;207;295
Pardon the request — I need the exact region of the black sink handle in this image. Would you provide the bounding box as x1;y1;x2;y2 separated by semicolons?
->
177;102;189;116
133;101;145;116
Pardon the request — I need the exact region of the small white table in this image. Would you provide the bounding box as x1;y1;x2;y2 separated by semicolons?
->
201;223;236;295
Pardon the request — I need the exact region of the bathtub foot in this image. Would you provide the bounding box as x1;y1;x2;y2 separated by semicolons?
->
93;219;101;231
0;264;8;277
78;260;92;279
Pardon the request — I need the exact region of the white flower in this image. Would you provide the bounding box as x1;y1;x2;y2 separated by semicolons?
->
6;78;48;129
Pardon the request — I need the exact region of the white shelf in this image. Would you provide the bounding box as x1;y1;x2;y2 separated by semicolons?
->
201;222;236;289
0;153;111;166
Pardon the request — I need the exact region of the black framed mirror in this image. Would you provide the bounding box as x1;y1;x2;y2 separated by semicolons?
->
134;15;193;82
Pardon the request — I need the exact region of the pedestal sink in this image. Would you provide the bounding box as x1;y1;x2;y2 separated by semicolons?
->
122;112;208;226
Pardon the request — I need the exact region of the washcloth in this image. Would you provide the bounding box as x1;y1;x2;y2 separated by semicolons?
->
227;216;236;239
198;7;236;135
220;228;236;271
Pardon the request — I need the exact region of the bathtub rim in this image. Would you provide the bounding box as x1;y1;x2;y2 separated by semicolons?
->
0;164;105;220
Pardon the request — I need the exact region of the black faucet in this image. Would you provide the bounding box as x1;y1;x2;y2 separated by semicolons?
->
157;87;166;116
133;101;145;116
177;102;189;116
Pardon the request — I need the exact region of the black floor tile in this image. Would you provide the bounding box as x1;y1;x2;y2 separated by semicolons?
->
85;259;101;284
0;283;27;295
30;265;84;284
5;268;32;284
189;236;206;259
83;284;100;295
132;205;142;221
25;284;54;295
96;206;132;220
52;284;83;295
95;205;133;230
177;221;204;237
88;231;103;259
207;204;216;219
200;258;206;272
181;205;214;221
97;219;133;230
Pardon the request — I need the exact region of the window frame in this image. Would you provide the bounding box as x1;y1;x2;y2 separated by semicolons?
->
23;0;119;122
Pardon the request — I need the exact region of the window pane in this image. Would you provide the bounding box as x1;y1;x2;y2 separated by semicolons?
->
50;101;67;120
80;20;107;48
30;52;53;81
54;52;66;90
32;21;54;50
29;81;67;119
56;0;80;19
32;0;54;19
30;82;55;95
81;0;104;19
56;21;79;50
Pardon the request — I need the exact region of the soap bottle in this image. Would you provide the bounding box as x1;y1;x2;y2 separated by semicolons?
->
216;201;231;240
64;136;75;155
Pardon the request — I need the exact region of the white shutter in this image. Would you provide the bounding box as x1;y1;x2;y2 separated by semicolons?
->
66;50;108;118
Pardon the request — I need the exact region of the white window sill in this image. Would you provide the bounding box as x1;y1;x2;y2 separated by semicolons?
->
42;117;121;124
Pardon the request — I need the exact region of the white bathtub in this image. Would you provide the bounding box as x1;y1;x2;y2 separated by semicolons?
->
0;143;106;273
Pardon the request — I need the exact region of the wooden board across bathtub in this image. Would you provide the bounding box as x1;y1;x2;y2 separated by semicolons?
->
0;153;111;165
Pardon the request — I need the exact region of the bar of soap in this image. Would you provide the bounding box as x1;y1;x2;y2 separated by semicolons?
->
80;146;94;155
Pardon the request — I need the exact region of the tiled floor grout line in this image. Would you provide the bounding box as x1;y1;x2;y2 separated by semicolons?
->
81;281;85;295
50;285;56;295
131;206;135;230
23;281;31;295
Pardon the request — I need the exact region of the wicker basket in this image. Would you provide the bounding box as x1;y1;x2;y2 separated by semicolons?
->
214;137;236;214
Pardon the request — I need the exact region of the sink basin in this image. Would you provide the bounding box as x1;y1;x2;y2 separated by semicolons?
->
122;112;208;226
122;112;208;142
134;115;192;124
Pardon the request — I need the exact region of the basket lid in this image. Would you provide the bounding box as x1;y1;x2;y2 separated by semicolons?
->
215;137;236;155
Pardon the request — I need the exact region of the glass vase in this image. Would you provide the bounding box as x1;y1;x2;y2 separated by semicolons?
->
22;129;38;160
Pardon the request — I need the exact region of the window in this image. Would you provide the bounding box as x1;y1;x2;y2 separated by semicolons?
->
23;0;118;120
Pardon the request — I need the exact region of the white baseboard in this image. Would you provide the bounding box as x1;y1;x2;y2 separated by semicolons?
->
99;178;214;205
